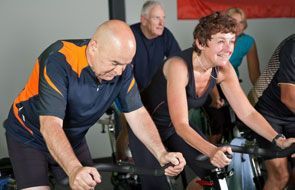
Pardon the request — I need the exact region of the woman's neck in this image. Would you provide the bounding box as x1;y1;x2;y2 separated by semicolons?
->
193;53;211;73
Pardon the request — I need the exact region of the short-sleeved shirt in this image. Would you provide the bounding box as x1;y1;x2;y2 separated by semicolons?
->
4;39;143;151
141;48;218;140
229;33;255;76
254;35;295;122
130;23;181;91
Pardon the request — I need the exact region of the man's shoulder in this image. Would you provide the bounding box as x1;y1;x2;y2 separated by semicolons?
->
39;39;90;76
60;39;90;47
162;27;174;36
48;39;89;48
40;39;89;57
280;37;295;54
130;23;140;31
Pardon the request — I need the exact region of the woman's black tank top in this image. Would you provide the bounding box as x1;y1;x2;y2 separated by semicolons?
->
141;48;218;140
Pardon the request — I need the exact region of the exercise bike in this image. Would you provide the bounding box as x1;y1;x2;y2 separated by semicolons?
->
194;143;295;190
97;107;142;190
0;157;17;190
98;107;187;190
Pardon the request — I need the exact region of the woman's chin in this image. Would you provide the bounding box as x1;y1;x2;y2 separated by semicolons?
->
217;60;228;67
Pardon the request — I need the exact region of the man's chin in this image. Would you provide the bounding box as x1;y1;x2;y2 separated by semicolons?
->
98;75;115;81
157;30;164;36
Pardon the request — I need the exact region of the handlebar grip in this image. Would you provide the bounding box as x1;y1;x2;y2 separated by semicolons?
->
195;150;232;161
195;143;295;170
195;151;233;170
230;143;295;159
165;161;177;167
93;163;165;176
274;143;295;158
225;152;233;159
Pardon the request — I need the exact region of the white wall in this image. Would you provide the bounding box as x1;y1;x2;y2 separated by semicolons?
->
0;0;294;159
0;0;111;159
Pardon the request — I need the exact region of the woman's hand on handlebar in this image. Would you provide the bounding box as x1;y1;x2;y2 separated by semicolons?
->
69;166;101;190
159;152;186;176
209;146;232;168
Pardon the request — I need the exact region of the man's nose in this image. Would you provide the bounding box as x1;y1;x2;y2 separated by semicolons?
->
159;18;164;26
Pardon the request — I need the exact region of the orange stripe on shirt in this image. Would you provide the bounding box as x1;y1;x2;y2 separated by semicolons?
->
127;78;135;93
13;60;41;134
59;41;88;77
13;102;33;134
44;65;63;97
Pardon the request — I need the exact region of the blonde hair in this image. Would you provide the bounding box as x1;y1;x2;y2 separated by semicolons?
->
227;7;248;29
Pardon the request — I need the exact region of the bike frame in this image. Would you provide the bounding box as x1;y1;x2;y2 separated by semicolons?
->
195;144;295;190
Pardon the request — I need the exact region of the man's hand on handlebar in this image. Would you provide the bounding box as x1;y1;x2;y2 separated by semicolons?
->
276;137;295;157
69;166;101;190
209;146;232;168
159;152;186;176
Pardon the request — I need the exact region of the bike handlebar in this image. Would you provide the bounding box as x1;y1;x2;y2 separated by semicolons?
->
60;163;166;185
230;144;295;158
195;144;295;170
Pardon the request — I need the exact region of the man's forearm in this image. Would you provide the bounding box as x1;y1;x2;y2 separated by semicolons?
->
241;111;277;142
125;107;167;161
40;116;82;176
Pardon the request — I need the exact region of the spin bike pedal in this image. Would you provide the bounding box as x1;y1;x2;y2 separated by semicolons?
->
111;161;141;188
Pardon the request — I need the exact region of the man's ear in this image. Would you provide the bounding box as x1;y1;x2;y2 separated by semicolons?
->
140;15;147;26
195;39;204;50
89;40;98;52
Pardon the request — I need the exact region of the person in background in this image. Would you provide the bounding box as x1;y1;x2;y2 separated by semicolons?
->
3;20;185;190
131;0;180;91
115;0;181;161
204;7;261;144
227;7;260;84
249;34;295;190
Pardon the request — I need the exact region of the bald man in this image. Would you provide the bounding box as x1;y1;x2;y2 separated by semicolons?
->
4;20;185;190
